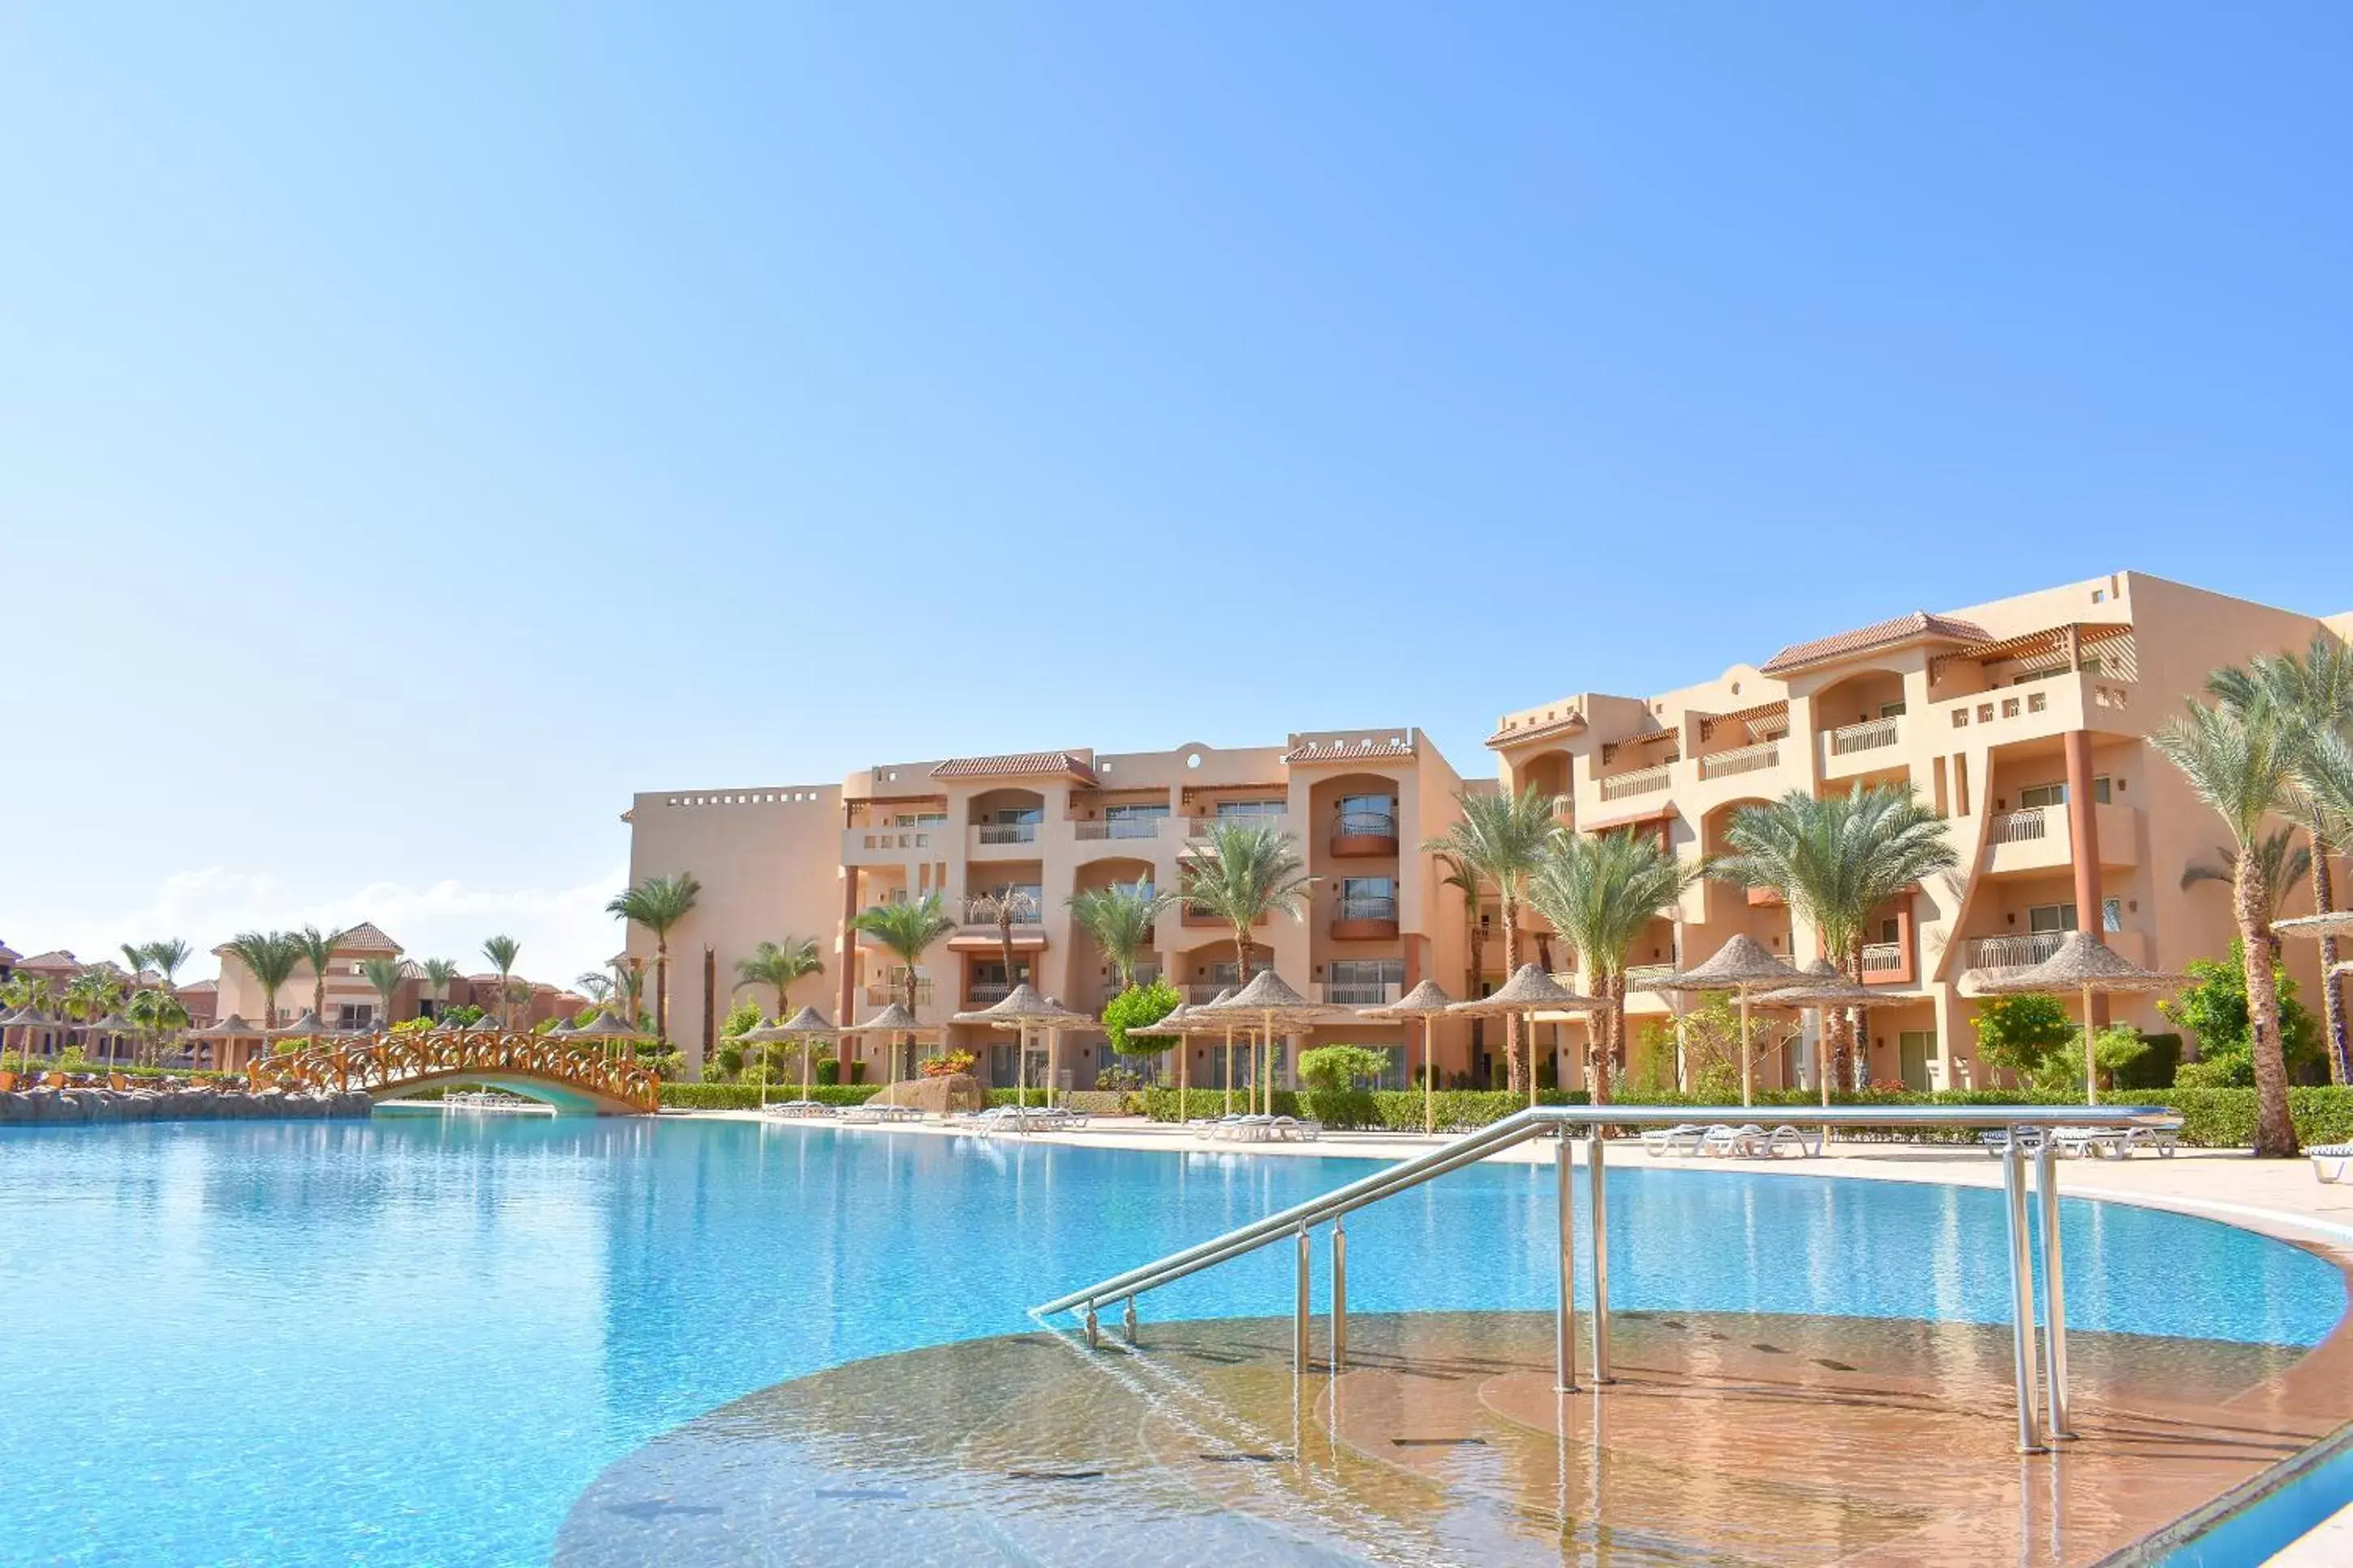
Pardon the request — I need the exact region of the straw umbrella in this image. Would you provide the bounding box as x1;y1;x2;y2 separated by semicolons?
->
1754;959;1875;1107
184;1013;266;1072
1202;971;1344;1115
1145;996;1250;1119
732;1019;798;1108
1447;964;1603;1106
775;1005;838;1103
1643;937;1804;1106
847;1001;930;1093
1973;932;2181;1102
1139;999;1201;1119
462;1012;504;1035
950;985;1090;1107
1359;980;1454;1134
2;1005;54;1075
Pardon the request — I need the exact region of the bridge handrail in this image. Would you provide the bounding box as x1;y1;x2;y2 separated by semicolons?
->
247;1029;661;1113
1031;1102;2179;1319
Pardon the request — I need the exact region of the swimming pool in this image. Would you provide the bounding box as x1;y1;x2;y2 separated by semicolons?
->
2;1116;2341;1566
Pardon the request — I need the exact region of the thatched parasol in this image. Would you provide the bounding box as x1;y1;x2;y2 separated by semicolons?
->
2274;910;2353;940
731;1018;801;1107
1974;933;2179;1102
462;1012;505;1035
1644;937;1804;1106
951;985;1090;1107
269;1008;338;1042
1142;994;1246;1118
1448;964;1602;1109
1203;971;1344;1115
847;1000;931;1091
2;1006;58;1073
776;1005;839;1102
1360;979;1453;1133
1755;959;1874;1106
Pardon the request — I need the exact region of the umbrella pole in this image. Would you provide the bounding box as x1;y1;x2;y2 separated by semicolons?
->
1423;1016;1435;1136
1527;1011;1540;1109
1178;1034;1187;1123
802;1034;811;1105
1817;1006;1830;1108
1224;1025;1233;1115
2082;982;2097;1104
1264;1012;1275;1114
1739;990;1754;1107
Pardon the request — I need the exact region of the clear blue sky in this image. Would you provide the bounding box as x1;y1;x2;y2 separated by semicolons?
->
4;3;2347;981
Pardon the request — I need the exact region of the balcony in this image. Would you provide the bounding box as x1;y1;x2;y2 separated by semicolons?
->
1982;802;2140;878
1860;943;1904;977
961;894;1045;927
968;821;1043;860
1073;817;1164;842
1964;931;2067;973
966;982;1013;1007
1329;809;1400;858
1187;812;1290;839
1322;980;1402;1007
1598;765;1671;803
1697;741;1780;782
863;980;936;1007
1331;893;1400;941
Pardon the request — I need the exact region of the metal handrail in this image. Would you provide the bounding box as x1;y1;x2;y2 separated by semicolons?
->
1035;1100;2178;1454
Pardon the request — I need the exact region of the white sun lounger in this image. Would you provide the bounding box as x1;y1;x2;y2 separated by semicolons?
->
1757;1124;1823;1158
1641;1123;1707;1158
1698;1123;1770;1158
2311;1145;2352;1184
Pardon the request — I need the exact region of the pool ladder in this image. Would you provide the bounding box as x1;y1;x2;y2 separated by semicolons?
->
1034;1103;2178;1454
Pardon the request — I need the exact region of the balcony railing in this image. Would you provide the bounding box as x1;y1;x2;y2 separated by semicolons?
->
1331;810;1399;840
1697;741;1779;781
1335;895;1399;923
863;980;936;1007
1829;717;1901;756
974;822;1039;845
1622;963;1676;986
1189;812;1288;836
1598;765;1672;801
1965;932;2067;971
1324;980;1402;1006
966;982;1013;1006
1074;817;1164;841
1989;807;2052;844
855;829;935;852
962;894;1044;926
1860;943;1904;975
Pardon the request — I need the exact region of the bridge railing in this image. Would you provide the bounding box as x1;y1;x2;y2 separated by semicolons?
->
247;1030;661;1113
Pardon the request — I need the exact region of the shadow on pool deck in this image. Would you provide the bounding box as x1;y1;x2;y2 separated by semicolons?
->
553;1307;2350;1567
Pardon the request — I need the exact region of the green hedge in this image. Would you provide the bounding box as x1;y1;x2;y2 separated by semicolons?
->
658;1083;883;1110
1136;1084;2353;1148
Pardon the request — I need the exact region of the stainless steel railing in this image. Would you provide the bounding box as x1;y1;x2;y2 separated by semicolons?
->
1035;1102;2178;1457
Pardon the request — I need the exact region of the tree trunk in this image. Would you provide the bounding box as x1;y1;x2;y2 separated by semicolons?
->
1847;936;1869;1092
655;940;670;1046
998;911;1017;994
2311;808;2348;1086
1592;972;1620;1106
2237;862;2299;1155
1500;902;1524;1093
1232;925;1253;989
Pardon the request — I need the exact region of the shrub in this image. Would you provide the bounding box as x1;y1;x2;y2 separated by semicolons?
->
1297;1045;1392;1092
815;1058;840;1086
1972;994;2077;1085
712;1044;746;1080
2159;943;2325;1081
1103;981;1182;1058
658;1082;881;1110
921;1049;976;1078
717;999;762;1039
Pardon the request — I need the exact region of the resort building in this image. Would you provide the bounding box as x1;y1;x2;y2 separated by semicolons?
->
1491;571;2353;1093
626;570;2350;1097
211;922;589;1042
621;732;1473;1087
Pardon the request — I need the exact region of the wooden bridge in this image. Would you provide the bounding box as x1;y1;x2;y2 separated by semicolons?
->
247;1030;662;1115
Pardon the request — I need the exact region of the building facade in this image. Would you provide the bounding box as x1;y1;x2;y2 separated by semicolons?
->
632;570;2350;1094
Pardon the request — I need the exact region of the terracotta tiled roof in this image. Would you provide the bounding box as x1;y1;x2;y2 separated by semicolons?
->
0;943;19;964
334;921;402;955
176;979;217;996
930;750;1097;784
17;951;79;972
397;960;427;980
1486;710;1585;750
1281;735;1416;764
1758;612;1991;675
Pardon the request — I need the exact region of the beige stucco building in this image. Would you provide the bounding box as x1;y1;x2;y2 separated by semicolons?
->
628;570;2350;1094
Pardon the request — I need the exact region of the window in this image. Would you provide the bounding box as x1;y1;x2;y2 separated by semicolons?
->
1103;803;1168;821
1328;959;1404;1005
1216;799;1284;819
992;805;1043;825
1337;877;1397;921
2103;897;2123;933
2018;776;2111;810
336;1004;374;1030
893;811;947;826
1878;917;1901;944
1879;701;1908;720
2028;904;2076;934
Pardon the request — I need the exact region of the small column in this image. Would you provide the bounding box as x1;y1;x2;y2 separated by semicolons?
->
2063;730;2107;1026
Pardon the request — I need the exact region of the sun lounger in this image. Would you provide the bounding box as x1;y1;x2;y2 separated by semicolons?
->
1698;1123;1770;1158
1641;1123;1707;1158
2310;1145;2352;1184
2119;1125;2179;1158
2050;1125;2127;1159
1267;1116;1321;1142
1757;1124;1823;1158
763;1100;837;1119
1980;1128;2047;1156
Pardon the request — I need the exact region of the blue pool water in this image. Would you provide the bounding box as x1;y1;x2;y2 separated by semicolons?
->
1;1115;2342;1566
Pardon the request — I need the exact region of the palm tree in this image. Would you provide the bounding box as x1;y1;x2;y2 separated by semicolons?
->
1181;818;1314;992
1709;784;1959;1086
605;873;702;1044
2291;723;2353;1085
611;961;647;1025
291;925;348;1024
1527;829;1701;1102
1420;785;1562;1093
125;983;189;1067
222;931;303;1030
1436;852;1487;1000
359;956;407;1030
2212;634;2353;1084
2152;700;2301;1156
851;894;957;1015
416;958;459;1021
481;934;523;1030
64;967;121;1026
734;937;824;1020
966;886;1039;987
574;972;615;1008
2181;830;2312;954
137;938;193;996
1067;879;1174;992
